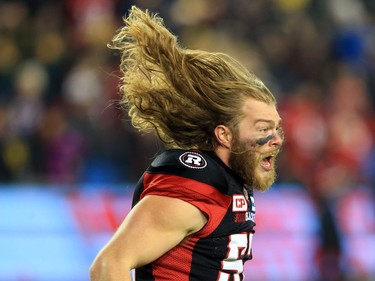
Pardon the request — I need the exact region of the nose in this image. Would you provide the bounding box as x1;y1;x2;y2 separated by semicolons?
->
270;129;284;147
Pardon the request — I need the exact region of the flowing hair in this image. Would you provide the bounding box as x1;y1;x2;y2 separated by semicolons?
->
108;6;276;150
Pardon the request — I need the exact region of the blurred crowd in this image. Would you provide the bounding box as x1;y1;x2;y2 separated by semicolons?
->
1;0;375;280
0;0;374;187
0;0;375;186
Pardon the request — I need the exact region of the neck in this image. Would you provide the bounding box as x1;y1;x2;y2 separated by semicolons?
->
214;144;231;168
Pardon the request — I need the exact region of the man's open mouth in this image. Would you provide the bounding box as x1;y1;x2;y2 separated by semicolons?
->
260;154;274;171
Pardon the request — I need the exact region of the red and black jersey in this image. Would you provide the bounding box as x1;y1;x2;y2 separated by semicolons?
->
132;149;256;281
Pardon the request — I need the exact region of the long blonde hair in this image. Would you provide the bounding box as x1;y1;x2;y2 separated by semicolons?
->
108;6;276;150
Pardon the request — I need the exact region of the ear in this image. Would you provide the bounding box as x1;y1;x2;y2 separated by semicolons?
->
214;125;232;149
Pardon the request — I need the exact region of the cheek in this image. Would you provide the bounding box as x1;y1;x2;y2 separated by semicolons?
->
239;131;255;142
236;123;255;142
240;136;260;149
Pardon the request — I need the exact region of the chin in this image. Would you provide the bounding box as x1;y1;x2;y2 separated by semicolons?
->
253;184;272;192
253;170;276;192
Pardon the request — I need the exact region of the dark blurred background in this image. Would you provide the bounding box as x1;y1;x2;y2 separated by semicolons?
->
0;0;374;280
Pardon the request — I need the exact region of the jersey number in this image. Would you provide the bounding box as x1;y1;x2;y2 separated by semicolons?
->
217;232;253;281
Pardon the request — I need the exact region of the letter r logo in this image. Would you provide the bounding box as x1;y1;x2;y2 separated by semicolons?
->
185;155;202;165
179;152;207;169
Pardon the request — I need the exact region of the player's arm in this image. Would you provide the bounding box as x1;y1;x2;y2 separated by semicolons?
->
89;194;207;281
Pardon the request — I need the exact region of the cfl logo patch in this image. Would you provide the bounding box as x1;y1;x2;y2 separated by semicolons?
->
232;194;248;212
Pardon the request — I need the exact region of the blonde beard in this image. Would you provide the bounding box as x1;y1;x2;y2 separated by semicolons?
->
228;139;278;191
252;162;277;192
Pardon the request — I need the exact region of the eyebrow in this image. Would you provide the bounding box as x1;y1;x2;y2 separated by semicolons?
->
254;119;282;126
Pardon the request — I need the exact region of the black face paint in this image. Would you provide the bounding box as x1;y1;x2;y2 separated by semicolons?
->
255;134;274;146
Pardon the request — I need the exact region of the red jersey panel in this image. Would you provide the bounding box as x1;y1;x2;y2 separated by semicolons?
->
132;150;256;281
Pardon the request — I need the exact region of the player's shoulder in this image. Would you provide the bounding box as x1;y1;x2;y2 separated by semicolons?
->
151;149;210;169
148;149;233;192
